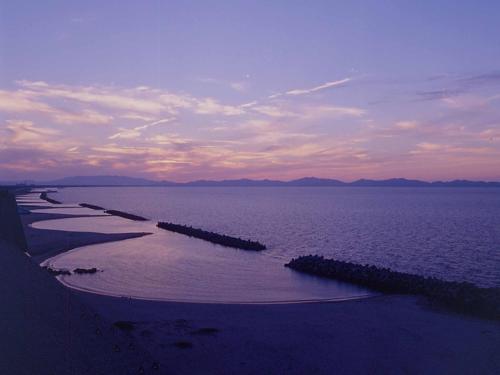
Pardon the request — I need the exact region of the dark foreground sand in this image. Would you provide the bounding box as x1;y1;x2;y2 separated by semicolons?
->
80;292;500;375
3;196;500;374
0;240;158;375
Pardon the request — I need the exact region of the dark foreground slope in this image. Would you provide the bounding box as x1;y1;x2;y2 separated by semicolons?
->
0;190;28;250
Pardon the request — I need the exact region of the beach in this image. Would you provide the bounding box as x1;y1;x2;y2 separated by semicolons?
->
2;190;500;374
0;192;157;375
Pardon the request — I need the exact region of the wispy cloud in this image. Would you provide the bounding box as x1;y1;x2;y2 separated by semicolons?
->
194;98;245;116
267;78;351;99
229;81;248;92
456;72;500;87
416;71;500;102
120;113;156;122
109;118;173;139
412;142;443;153
285;78;351;96
395;121;418;130
17;80;175;114
4;120;60;143
480;128;500;141
196;77;250;92
1;73;499;182
416;89;464;101
301;105;365;119
52;109;113;125
15;81;231;117
0;90;53;113
251;105;296;118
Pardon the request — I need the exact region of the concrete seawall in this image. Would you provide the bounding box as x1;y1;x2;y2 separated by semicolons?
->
0;190;28;251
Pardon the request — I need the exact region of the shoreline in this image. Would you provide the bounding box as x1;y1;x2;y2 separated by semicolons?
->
0;190;159;374
49;270;378;305
7;190;500;374
32;213;373;304
286;255;500;320
22;210;153;262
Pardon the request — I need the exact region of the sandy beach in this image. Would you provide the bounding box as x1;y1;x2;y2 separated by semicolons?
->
2;191;500;374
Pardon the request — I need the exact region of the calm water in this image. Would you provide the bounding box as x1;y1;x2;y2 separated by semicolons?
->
52;187;500;289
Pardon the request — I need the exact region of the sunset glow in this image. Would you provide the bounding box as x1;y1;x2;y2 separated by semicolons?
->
1;2;499;182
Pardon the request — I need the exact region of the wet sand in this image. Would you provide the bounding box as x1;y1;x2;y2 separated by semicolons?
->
8;192;500;374
22;211;152;262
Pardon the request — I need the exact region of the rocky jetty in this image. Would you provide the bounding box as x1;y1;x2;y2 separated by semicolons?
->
40;192;61;204
42;266;71;276
157;221;266;251
42;266;99;275
285;255;500;320
73;267;99;274
104;210;148;221
79;203;105;210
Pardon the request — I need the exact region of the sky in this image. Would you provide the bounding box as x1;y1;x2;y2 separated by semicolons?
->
1;1;500;182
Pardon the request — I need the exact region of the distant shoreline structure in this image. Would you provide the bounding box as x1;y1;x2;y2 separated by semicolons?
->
77;200;266;250
3;176;500;188
157;221;267;251
286;255;500;320
104;210;148;221
40;192;61;204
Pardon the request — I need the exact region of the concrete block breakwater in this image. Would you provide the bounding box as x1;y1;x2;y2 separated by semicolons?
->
40;192;61;204
78;203;147;220
285;255;500;320
43;266;99;276
79;203;105;210
104;210;148;221
157;222;267;251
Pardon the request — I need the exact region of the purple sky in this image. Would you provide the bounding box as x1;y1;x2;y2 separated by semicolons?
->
1;1;499;182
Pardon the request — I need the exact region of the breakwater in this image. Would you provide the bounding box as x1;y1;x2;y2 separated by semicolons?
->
42;266;71;276
285;255;500;320
80;200;148;220
40;192;61;204
80;203;147;221
73;267;98;274
157;221;266;251
79;203;105;210
104;210;148;221
43;266;99;275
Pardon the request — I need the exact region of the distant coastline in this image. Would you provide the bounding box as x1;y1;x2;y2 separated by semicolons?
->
2;175;500;188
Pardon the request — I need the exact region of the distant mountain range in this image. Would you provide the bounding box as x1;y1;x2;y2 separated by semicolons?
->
3;175;500;188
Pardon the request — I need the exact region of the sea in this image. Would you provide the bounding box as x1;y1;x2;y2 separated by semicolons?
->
40;186;500;302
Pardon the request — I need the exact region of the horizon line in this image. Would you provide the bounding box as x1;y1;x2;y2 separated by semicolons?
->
3;175;500;185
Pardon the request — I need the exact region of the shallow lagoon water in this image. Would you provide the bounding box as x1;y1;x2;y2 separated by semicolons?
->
38;215;371;303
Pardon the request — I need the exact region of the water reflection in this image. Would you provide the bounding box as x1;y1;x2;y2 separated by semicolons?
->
38;214;371;303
